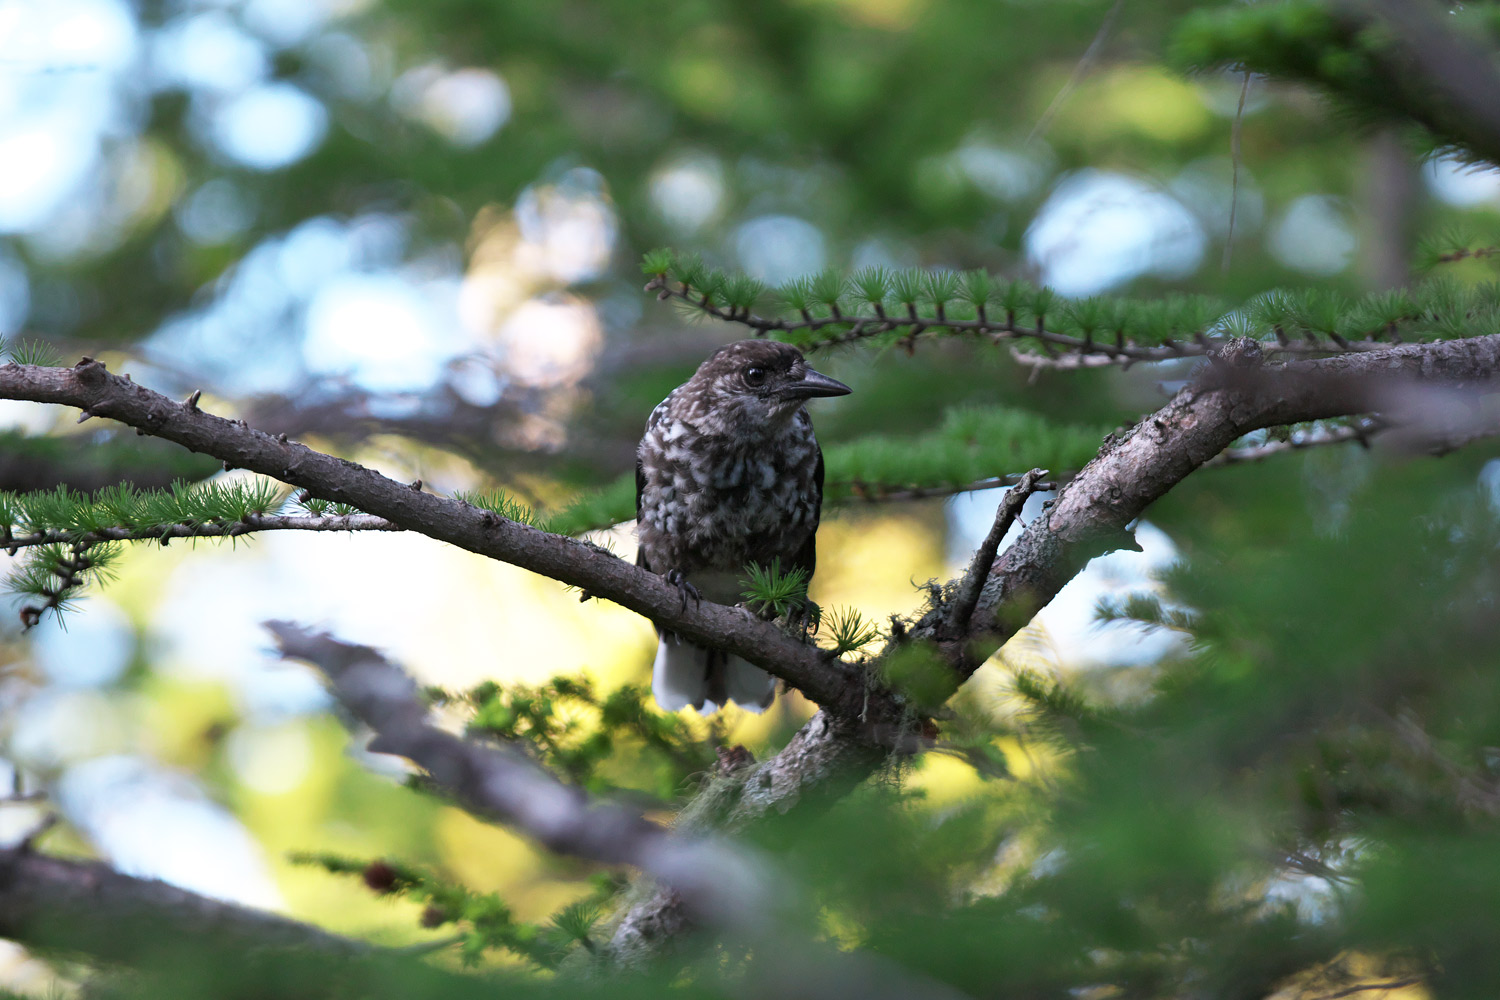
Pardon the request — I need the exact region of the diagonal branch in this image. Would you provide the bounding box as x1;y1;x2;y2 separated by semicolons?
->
949;335;1500;667
0;359;870;716
267;622;771;930
269;623;971;1000
649;276;1395;360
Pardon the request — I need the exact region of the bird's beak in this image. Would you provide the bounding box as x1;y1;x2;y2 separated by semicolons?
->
780;367;852;400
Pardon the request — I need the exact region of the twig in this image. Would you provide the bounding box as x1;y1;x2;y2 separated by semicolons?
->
943;469;1047;642
1026;0;1124;144
1223;70;1251;273
1208;418;1388;467
837;472;1065;503
1;513;402;551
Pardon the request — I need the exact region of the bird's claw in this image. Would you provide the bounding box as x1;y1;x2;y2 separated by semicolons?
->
665;569;701;613
786;596;822;641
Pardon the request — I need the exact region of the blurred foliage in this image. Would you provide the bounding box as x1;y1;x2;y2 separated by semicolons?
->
430;674;722;800
289;852;619;968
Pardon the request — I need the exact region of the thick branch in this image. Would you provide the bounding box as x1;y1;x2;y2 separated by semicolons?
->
0;360;866;715
0;845;365;962
958;334;1500;666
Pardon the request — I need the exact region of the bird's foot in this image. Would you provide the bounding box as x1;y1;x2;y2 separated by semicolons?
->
785;596;822;641
664;569;701;613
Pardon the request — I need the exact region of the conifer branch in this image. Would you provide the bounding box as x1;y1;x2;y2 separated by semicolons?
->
646;275;1397;361
2;513;401;551
1009;340;1384;371
1210;418;1388;467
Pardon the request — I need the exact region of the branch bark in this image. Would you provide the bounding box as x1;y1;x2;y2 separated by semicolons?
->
0;844;365;962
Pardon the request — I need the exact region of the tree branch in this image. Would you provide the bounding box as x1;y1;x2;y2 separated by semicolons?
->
952;334;1500;668
0;844;366;962
648;276;1397;360
268;621;770;929
269;623;970;1000
0;359;869;717
2;513;402;551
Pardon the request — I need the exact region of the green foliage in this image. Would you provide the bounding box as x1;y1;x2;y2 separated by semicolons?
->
541;474;637;537
1170;1;1500;163
1093;592;1197;635
645;245;1500;361
435;674;718;800
821;605;881;656
739;557;811;620
639;248;674;276
827;406;1106;499
453;488;539;526
1415;228;1500;272
4;339;62;367
850;266;893;307
0;480;290;539
878;643;956;711
0;478;294;625
6;540;122;627
290;852;616;969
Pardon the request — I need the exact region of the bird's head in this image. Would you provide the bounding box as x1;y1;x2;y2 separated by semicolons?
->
689;340;851;429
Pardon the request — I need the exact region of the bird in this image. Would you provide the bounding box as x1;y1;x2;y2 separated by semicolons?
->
635;339;851;713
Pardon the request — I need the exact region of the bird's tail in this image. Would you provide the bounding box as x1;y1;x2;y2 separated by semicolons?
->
651;634;775;714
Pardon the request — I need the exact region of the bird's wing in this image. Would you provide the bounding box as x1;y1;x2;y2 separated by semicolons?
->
634;456;651;572
790;444;823;580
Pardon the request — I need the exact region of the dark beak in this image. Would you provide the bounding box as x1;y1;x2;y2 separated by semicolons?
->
780;367;852;400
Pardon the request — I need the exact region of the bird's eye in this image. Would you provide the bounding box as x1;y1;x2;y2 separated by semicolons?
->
744;367;768;387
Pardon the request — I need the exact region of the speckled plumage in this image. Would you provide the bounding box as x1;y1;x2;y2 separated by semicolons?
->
636;340;849;713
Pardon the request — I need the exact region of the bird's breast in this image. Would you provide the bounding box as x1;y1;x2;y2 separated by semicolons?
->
638;423;820;573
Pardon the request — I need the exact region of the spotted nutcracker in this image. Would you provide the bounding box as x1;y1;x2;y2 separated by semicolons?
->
635;339;851;713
